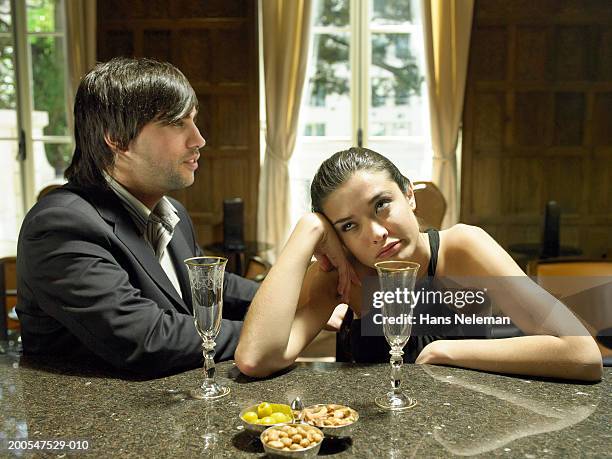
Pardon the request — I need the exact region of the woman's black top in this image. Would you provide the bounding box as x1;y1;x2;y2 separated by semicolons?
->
336;228;470;363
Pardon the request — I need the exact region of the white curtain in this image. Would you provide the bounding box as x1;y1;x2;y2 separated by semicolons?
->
64;0;97;131
422;0;474;227
258;0;313;259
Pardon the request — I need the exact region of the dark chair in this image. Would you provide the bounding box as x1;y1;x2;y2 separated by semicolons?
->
509;201;581;265
540;200;560;258
0;260;6;341
528;257;612;366
222;198;245;251
0;257;17;341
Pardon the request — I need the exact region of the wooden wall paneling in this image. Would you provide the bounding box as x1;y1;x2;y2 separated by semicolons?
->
502;157;544;215
554;26;591;81
582;227;612;259
544;157;583;215
142;30;172;61
515;26;550;81
588;160;612;216
592;92;612;145
596;27;612;81
176;29;213;82
473;92;505;150
471;27;507;80
561;225;580;249
514;91;552;146
98;30;133;60
471;157;501;218
553;92;585;146
211;26;250;83
195;95;216;149
97;0;259;248
461;0;612;261
168;0;247;18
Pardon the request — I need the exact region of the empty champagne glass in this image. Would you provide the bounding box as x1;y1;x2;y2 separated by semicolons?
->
184;256;230;400
374;261;420;410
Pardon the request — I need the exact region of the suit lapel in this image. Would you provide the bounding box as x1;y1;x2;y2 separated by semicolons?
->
168;226;194;314
113;216;191;314
75;186;192;315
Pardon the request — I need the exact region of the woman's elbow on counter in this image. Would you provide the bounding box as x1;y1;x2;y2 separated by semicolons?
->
581;352;603;382
235;346;262;377
235;347;286;378
566;335;603;382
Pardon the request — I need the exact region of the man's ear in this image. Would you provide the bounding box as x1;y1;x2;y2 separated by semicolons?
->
103;133;126;156
405;184;416;211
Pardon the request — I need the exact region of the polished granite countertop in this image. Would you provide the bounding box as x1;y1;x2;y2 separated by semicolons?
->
0;345;609;458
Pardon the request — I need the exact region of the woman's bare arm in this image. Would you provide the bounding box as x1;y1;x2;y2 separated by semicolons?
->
235;214;353;377
416;335;602;381
416;225;603;381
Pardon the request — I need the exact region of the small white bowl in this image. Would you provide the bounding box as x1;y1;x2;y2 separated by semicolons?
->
239;403;294;434
302;404;359;437
260;424;324;458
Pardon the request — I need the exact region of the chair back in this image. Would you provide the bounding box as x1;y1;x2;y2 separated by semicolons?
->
37;184;62;201
540;200;560;258
222;198;245;251
1;257;17;340
412;181;447;230
528;257;612;363
244;256;271;282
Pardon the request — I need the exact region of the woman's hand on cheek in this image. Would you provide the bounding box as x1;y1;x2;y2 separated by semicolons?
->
311;213;361;303
415;340;452;365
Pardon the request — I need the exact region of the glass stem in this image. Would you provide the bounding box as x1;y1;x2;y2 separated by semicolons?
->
389;347;404;397
202;339;217;387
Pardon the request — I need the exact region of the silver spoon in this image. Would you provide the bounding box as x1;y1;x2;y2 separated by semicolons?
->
290;396;305;423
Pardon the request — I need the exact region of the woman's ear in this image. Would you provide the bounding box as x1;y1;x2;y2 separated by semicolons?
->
405;184;416;211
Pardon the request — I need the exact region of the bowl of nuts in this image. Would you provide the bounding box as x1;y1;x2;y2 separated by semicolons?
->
240;402;294;434
302;404;359;437
260;423;324;458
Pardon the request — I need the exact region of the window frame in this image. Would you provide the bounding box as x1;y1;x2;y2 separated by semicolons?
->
0;0;71;255
288;0;431;228
11;0;71;208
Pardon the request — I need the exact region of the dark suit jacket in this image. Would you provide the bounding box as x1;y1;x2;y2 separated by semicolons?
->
16;183;258;376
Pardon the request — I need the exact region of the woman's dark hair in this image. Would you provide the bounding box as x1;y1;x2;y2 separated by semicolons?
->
310;147;411;213
65;57;198;189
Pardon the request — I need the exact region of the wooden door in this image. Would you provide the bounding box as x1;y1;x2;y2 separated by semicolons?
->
97;0;260;245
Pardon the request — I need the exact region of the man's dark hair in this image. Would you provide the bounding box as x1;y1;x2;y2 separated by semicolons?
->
65;57;198;189
310;147;411;213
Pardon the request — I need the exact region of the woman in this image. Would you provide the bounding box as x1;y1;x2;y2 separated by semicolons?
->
235;148;602;381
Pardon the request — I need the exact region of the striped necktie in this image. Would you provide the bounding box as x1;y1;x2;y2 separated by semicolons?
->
146;200;180;260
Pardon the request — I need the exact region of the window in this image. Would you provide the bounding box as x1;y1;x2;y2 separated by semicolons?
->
289;0;431;227
305;123;326;136
0;0;71;255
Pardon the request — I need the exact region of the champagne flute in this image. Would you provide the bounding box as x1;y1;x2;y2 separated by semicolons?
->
374;260;420;410
184;256;230;400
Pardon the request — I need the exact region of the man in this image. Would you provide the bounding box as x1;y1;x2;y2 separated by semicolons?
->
16;58;258;376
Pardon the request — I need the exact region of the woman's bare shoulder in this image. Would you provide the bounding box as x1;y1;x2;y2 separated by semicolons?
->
439;224;524;276
439;224;494;274
439;223;488;253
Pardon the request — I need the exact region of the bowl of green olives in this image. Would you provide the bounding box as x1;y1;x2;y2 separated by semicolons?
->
240;402;295;434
